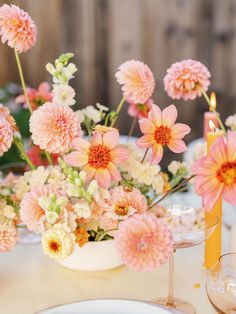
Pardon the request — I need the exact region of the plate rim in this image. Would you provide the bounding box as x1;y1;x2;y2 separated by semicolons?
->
35;298;170;314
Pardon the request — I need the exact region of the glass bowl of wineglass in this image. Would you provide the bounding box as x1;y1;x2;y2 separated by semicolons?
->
206;253;236;313
152;204;218;314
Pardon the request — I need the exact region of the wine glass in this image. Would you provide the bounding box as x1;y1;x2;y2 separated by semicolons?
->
152;204;218;314
206;253;236;313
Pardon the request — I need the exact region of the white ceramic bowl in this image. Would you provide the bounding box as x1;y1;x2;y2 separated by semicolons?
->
56;240;123;271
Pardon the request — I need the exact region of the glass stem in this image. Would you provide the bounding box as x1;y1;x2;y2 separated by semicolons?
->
167;250;175;307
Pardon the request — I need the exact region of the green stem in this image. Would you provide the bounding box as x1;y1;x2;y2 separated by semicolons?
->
44;151;53;166
14;46;32;114
14;137;36;170
110;96;126;127
199;86;226;134
95;228;118;241
149;174;195;209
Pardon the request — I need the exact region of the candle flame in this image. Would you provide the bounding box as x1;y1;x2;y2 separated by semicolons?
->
210;92;217;112
209;120;216;131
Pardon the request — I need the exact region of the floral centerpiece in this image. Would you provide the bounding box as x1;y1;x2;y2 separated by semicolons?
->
2;4;235;273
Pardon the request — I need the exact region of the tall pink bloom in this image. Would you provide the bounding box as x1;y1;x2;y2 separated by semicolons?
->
20;185;61;233
128;98;153;119
164;59;211;100
115;213;173;271
0;226;18;253
30;102;81;154
16;82;52;111
192;131;236;209
0;117;13;157
136;104;190;164
115;60;155;104
0;4;37;53
0;104;18;131
64;129;129;189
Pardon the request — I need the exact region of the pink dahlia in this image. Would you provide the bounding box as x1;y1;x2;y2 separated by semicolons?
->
64;129;128;189
0;104;18;131
0;226;18;253
30;102;81;154
136;104;190;164
164;59;211;100
115;60;155;104
0;4;37;53
115;213;173;271
0;117;13;157
99;186;148;230
128;98;153;119
192;131;236;209
16;82;52;111
20;185;61;233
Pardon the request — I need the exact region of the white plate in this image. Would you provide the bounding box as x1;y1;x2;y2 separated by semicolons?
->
37;299;172;314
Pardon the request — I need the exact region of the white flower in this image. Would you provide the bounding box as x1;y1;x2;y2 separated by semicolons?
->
14;175;30;200
96;103;109;112
76;110;85;123
47;166;66;186
73;201;91;219
225;114;236;130
168;161;182;175
87;180;98;195
45;211;58;224
83;106;101;123
193;142;207;161
29;166;49;188
152;175;165;195
53;85;76;106
3;205;16;219
79;171;87;181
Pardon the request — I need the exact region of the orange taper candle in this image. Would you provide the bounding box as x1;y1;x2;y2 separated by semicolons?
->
205;120;224;269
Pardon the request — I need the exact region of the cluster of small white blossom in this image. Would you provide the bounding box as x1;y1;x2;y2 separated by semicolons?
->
225;114;236;130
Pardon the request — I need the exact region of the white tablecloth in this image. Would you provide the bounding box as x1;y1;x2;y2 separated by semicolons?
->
0;191;231;314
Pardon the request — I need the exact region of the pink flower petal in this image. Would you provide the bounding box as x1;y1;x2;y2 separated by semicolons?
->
83;164;96;182
136;134;154;149
64;151;88;167
107;163;122;181
210;136;227;164
110;146;129;163
151;144;163;164
171;123;191;139
139;118;156;134
223;184;236;205
195;175;219;195
226;131;236;161
192;157;218;176
91;132;103;146
95;169;111;189
203;184;224;210
148;105;162;126
161;105;177;127
103;129;119;149
167;139;188;153
72;138;90;151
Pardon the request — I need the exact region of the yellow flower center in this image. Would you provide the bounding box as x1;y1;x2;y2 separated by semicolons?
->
216;161;236;185
154;125;171;145
115;204;129;216
49;240;61;253
88;144;111;169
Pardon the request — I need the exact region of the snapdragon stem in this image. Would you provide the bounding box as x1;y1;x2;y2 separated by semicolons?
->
110;96;126;127
149;174;195;209
13;137;35;170
198;86;226;134
14;46;32;114
95;228;118;241
44;151;53;166
128;117;137;141
141;148;149;164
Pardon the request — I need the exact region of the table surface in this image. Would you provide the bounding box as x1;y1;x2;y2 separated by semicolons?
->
0;191;231;314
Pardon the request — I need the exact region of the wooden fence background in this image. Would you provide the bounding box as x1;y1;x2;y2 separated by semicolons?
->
1;0;236;140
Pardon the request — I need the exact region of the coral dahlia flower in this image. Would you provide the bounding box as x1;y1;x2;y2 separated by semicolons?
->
15;82;52;110
192;131;236;209
0;117;13;157
0;4;37;53
115;60;155;104
164;59;211;100
136;104;190;164
0;226;18;253
64;129;129;189
30;102;81;154
114;213;173;271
